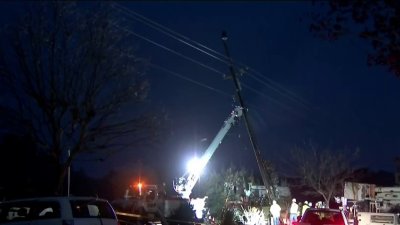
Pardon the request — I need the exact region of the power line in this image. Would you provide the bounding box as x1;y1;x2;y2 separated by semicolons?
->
243;70;312;111
110;7;312;116
241;83;294;112
107;28;300;114
242;67;311;108
112;3;312;110
111;21;308;112
111;23;304;115
111;3;230;64
150;61;306;118
151;62;305;118
111;22;227;77
149;63;232;98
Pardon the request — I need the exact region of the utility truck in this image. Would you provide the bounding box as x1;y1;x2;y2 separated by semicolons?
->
343;182;400;225
112;106;244;223
173;106;243;200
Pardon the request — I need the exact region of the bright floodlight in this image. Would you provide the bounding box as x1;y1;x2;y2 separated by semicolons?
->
187;157;203;175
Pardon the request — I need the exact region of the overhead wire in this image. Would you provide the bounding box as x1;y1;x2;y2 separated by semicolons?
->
111;2;312;111
149;63;232;98
108;19;308;121
110;3;314;117
241;67;311;108
149;61;306;118
113;21;300;113
242;71;311;111
241;83;294;112
112;22;227;77
111;3;230;65
104;40;233;100
148;60;306;120
107;3;336;164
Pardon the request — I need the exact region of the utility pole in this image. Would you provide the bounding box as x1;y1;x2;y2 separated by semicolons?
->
221;31;269;192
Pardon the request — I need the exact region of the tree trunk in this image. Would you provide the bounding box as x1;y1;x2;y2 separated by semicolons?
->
325;199;330;208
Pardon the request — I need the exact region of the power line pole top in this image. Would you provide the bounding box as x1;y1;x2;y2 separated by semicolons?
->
221;31;228;41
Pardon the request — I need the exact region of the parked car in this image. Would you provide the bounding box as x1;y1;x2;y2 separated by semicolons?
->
298;208;348;225
0;196;119;225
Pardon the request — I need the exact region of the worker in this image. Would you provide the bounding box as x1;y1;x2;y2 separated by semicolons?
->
302;201;310;215
290;198;299;223
298;202;303;217
270;200;282;225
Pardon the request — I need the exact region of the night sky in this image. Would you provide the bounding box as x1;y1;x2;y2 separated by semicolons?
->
1;2;399;183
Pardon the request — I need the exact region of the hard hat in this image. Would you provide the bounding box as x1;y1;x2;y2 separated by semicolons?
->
292;198;296;202
305;201;308;204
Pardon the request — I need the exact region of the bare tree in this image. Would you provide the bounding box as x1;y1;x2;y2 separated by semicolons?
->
0;2;158;194
289;142;358;207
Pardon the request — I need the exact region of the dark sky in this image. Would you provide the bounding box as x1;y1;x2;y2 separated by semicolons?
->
88;2;400;179
2;2;400;183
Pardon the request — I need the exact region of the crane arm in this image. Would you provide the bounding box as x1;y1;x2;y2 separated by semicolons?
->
174;106;243;199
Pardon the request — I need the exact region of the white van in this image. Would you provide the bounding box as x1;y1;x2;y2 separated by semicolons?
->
0;196;119;225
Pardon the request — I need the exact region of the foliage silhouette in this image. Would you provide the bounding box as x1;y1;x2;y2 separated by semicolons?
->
0;2;159;194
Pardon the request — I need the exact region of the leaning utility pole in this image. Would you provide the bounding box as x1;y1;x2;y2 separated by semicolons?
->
221;31;273;199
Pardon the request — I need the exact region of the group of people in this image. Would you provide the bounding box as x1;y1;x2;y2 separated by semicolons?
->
270;198;323;225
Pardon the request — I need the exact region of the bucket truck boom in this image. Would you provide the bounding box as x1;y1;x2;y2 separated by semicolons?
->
174;106;243;199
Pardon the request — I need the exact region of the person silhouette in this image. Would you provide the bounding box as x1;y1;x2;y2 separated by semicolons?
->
270;200;282;225
290;198;299;223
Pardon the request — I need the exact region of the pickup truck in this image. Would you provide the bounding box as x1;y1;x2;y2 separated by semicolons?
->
298;208;349;225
